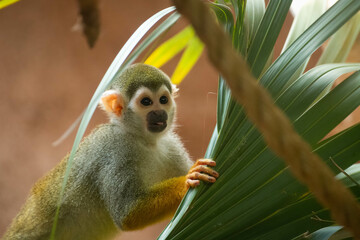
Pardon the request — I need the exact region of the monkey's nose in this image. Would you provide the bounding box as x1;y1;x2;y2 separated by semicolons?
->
147;110;168;132
147;110;168;120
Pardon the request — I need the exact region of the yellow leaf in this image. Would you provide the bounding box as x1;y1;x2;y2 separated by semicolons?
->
171;36;204;84
0;0;20;9
145;26;194;68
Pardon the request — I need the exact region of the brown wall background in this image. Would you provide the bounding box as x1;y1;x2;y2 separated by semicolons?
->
0;0;218;239
0;0;359;239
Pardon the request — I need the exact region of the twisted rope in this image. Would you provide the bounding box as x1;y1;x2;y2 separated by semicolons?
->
172;0;360;237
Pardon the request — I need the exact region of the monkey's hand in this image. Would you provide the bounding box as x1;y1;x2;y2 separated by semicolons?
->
186;159;219;188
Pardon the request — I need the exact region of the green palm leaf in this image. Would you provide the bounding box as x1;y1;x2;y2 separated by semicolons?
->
281;0;326;86
261;0;360;98
247;0;292;77
213;2;236;130
158;0;360;239
317;11;360;65
210;3;234;34
304;226;351;240
243;0;265;49
234;124;360;239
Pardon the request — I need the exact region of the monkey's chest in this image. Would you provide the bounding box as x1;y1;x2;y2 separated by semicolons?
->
138;150;184;188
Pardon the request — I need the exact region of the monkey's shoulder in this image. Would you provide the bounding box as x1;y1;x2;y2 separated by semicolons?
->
86;123;129;144
78;123;136;154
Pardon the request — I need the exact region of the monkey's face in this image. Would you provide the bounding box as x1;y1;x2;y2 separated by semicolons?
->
129;85;175;134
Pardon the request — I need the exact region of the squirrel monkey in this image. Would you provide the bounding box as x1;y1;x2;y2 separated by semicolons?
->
3;64;219;240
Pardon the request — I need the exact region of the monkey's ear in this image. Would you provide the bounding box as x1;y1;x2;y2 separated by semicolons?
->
171;84;179;98
100;90;125;117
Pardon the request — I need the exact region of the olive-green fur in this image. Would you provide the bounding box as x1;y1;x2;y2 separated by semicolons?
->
109;64;172;99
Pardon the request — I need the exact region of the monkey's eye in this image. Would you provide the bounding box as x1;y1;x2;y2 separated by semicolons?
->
141;97;153;106
159;96;168;104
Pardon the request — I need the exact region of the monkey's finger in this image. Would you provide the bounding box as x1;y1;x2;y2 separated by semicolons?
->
194;159;216;167
187;172;216;183
189;165;219;178
186;179;200;188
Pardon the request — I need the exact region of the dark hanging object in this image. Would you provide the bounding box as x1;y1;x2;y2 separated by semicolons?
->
77;0;100;48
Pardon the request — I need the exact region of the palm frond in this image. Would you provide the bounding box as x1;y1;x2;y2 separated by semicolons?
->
158;0;360;239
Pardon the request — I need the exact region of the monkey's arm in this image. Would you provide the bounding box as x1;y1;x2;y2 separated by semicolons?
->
121;159;218;230
121;176;187;230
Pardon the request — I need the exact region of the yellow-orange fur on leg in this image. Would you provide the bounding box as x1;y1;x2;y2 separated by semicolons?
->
121;176;187;230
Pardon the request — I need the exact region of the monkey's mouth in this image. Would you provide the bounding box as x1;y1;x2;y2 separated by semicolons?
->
146;110;168;133
148;121;167;133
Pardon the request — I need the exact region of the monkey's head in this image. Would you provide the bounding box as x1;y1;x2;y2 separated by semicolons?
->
100;64;177;137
